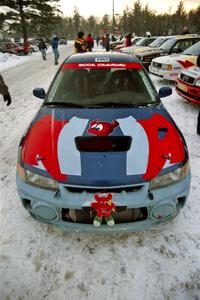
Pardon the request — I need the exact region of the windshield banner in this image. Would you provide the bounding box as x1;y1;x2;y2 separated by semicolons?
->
62;62;142;70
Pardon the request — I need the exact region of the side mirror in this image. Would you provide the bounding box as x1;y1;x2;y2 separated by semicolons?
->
33;88;46;99
159;87;172;98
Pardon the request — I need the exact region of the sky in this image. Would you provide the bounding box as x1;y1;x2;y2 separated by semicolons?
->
60;0;200;17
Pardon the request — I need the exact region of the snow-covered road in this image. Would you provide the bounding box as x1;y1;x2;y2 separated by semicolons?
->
0;45;200;300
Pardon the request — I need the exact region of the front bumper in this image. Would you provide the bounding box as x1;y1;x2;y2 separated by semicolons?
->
149;66;180;81
176;79;200;104
16;172;191;234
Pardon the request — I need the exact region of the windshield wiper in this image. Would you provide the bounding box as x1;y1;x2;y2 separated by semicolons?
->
92;102;144;107
44;102;86;108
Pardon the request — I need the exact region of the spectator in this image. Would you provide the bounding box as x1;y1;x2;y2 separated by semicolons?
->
125;33;132;47
182;26;190;35
38;38;47;60
23;39;29;55
104;34;110;52
51;34;59;65
86;33;94;52
74;31;87;53
0;74;12;106
145;31;151;38
96;36;100;46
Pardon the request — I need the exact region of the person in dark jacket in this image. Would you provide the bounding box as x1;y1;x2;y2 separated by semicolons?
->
96;36;100;46
182;26;190;35
51;35;59;65
0;74;11;106
38;38;47;60
86;33;94;52
74;31;87;53
104;34;110;52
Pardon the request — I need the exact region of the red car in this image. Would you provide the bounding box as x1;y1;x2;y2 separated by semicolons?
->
176;67;200;104
0;41;33;55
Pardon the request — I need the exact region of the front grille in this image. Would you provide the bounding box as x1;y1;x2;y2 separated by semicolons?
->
62;207;148;224
64;185;143;193
180;73;195;85
153;62;162;68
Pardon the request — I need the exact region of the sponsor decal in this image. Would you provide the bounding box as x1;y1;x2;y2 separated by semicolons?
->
95;57;110;62
62;62;142;69
177;60;194;68
87;120;119;136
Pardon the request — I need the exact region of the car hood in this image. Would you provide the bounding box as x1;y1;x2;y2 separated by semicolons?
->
129;46;154;54
152;54;197;68
21;105;187;186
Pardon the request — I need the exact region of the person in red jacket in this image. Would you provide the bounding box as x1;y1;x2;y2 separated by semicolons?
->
125;33;132;47
86;33;94;52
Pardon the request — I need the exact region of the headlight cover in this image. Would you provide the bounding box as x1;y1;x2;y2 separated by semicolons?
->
150;161;190;190
195;79;200;87
17;163;59;190
167;64;173;70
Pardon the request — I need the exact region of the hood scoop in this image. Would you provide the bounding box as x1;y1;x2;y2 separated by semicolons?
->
75;136;132;152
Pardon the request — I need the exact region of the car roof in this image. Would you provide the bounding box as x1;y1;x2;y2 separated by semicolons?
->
65;52;141;64
171;34;200;40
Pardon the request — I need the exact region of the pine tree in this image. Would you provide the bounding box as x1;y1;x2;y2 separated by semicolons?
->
0;0;61;41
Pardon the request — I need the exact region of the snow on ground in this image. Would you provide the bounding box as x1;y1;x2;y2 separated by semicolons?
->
0;44;200;300
0;46;52;72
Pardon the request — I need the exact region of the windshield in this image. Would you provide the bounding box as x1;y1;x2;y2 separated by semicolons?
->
159;38;176;51
46;65;157;107
183;41;200;55
149;37;166;48
135;38;147;46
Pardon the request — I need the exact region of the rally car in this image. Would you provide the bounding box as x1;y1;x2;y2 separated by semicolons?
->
149;39;200;80
16;52;191;234
176;66;200;104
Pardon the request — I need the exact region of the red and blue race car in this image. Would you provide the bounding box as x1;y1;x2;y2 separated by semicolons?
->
16;52;191;233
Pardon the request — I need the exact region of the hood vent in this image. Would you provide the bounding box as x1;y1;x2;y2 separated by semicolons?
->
75;136;132;152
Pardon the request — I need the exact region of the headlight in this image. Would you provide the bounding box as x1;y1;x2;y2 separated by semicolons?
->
150;161;190;190
17;163;59;190
167;64;173;70
195;79;200;87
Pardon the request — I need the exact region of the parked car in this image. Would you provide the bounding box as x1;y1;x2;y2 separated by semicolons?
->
16;52;191;233
175;66;200;104
133;36;176;69
0;41;32;55
120;37;157;54
149;40;200;81
59;38;68;45
17;42;36;54
110;36;124;50
114;36;143;51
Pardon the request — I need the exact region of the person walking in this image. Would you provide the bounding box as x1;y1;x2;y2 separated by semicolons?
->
125;33;132;47
96;36;100;46
38;38;47;60
51;34;59;65
86;33;94;52
0;74;12;106
74;31;87;53
104;34;110;52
